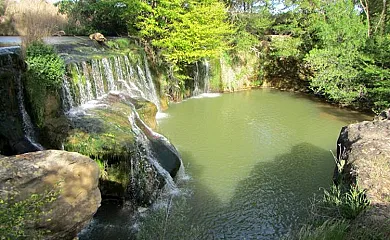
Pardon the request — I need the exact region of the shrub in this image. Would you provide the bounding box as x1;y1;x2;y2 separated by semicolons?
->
25;42;65;127
311;184;370;222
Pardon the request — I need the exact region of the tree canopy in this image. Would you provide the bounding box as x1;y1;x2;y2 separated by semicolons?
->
53;0;390;111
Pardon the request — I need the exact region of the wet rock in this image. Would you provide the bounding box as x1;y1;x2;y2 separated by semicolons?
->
64;93;179;204
336;119;390;238
374;108;390;120
0;150;101;240
0;48;30;155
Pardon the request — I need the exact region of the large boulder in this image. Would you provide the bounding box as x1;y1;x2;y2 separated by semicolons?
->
0;150;101;239
336;119;390;238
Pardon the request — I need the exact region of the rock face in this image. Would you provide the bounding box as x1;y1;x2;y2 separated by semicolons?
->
0;47;38;155
0;150;101;239
336;119;390;238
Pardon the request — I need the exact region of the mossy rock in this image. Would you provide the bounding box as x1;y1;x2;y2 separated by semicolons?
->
63;93;167;204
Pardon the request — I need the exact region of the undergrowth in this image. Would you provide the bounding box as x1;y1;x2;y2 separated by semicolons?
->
25;41;65;127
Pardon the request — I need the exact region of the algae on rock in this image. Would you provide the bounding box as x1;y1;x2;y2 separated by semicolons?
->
64;93;180;205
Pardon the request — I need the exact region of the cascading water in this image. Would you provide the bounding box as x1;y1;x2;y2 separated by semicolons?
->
62;53;162;114
61;76;74;111
15;70;44;150
193;62;202;96
61;53;183;199
128;110;180;195
102;58;117;92
203;59;210;93
193;60;211;96
91;59;105;97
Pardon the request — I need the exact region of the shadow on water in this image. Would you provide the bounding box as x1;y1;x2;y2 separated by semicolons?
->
79;201;138;240
183;142;334;240
133;143;335;240
79;144;335;240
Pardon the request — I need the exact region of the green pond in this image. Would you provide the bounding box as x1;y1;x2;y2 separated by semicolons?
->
153;89;370;239
79;89;371;239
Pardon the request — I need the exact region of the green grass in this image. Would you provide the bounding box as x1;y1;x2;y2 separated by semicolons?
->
294;219;349;240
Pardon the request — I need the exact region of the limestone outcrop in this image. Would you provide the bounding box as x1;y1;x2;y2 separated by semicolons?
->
0;150;101;239
336;119;390;238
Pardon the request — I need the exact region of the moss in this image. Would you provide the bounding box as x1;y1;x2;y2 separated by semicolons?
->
209;58;222;92
24;42;65;127
63;95;159;192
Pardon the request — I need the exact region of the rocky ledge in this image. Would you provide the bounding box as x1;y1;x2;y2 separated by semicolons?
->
0;150;101;239
336;118;390;238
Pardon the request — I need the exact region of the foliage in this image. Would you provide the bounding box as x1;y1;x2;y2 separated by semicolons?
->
129;0;232;65
362;34;390;112
25;42;65;127
290;182;370;240
304;0;367;104
311;184;370;222
106;38;132;50
156;0;232;64
57;0;128;36
294;219;349;240
0;189;58;239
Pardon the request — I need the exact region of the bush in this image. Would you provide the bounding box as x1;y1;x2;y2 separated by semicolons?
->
320;184;370;220
25;42;65;127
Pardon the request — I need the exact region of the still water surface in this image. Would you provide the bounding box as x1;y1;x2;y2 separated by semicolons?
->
80;89;371;239
155;89;370;239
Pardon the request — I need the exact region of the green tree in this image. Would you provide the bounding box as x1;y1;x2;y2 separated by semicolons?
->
57;0;128;35
304;0;367;104
128;0;232;65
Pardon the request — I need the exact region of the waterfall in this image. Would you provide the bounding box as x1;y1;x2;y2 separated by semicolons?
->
193;60;211;96
61;76;74;111
126;99;182;194
203;59;210;93
193;62;202;96
15;70;44;150
81;61;94;101
91;59;105;97
62;53;162;113
102;58;117;92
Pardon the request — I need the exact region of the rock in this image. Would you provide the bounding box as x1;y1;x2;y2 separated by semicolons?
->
336;120;390;238
53;30;66;36
89;33;107;42
64;93;180;205
0;48;31;155
374;108;390;120
0;150;101;239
